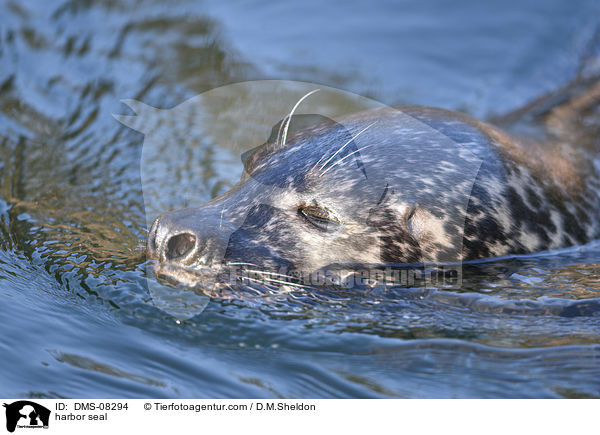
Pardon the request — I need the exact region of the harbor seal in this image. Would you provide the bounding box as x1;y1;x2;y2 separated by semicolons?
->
147;80;600;291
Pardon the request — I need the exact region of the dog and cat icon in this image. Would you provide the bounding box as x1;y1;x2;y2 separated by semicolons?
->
3;401;50;433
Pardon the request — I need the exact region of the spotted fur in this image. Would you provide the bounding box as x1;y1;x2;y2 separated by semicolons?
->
147;103;600;288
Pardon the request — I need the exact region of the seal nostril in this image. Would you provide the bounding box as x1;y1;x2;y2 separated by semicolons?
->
166;233;196;261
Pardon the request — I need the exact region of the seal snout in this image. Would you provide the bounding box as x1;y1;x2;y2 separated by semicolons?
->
147;214;205;266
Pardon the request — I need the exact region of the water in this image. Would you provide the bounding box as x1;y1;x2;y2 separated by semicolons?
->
1;0;600;398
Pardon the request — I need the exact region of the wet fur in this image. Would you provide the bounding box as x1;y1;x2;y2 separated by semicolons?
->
148;82;600;288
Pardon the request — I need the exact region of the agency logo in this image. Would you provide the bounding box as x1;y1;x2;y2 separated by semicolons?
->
116;80;479;318
3;401;50;433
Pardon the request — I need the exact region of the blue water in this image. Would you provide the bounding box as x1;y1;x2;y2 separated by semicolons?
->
1;0;599;398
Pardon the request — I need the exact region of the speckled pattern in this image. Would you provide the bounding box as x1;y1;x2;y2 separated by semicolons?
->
148;105;600;286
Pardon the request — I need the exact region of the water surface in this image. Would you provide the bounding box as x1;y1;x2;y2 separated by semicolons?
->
1;0;599;398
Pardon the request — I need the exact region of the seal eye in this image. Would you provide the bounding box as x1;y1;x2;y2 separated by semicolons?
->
298;205;340;232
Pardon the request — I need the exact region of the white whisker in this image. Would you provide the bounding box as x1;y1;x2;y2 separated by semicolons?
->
242;269;299;280
319;144;374;177
316;121;377;171
277;89;320;149
242;275;309;289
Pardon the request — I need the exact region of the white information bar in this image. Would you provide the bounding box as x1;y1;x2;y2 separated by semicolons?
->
0;399;595;435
